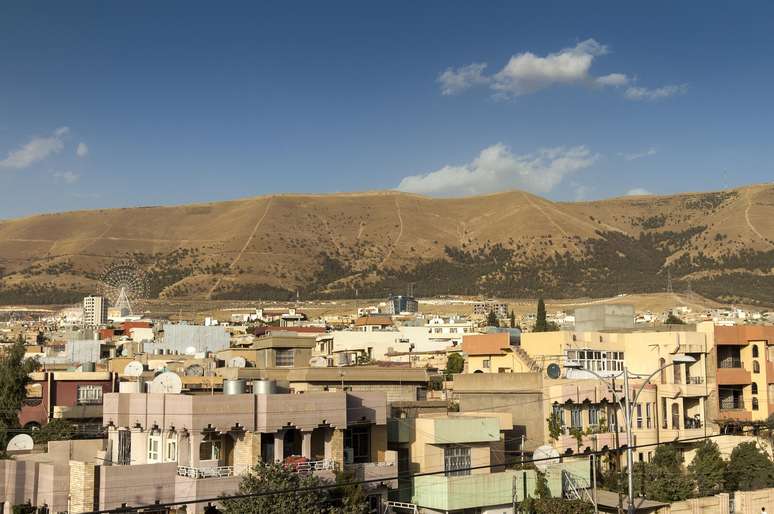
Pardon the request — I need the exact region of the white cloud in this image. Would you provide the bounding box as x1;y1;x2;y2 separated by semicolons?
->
619;147;657;161
438;39;685;101
438;63;488;95
76;142;89;157
53;171;80;184
0;126;70;169
624;84;688;101
397;143;598;196
626;188;652;196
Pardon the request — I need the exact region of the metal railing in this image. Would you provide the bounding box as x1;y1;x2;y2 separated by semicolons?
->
294;459;336;474
687;376;705;384
719;358;743;369
177;465;234;479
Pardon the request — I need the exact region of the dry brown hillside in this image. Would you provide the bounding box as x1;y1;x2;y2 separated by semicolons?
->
1;184;774;306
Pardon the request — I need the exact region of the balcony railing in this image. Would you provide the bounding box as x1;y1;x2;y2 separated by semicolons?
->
687;376;705;385
294;459;336;475
719;358;743;369
720;398;744;410
177;465;234;479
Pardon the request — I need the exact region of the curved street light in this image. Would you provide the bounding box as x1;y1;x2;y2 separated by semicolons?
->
564;354;696;514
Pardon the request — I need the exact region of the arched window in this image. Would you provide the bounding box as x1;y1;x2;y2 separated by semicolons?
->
752;383;759;395
659;358;666;385
753;360;760;374
753;345;759;358
753;397;760;411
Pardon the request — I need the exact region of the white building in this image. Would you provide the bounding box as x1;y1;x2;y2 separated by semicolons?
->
82;295;108;327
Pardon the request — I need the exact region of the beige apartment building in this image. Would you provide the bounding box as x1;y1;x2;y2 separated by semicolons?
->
0;389;397;514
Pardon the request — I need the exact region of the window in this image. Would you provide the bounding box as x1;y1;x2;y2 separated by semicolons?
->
673;363;682;384
753;345;759;358
166;437;178;462
77;385;103;405
449;327;457;334
552;404;564;427
482;359;491;369
199;432;222;461
753;397;760;411
646;403;652;429
275;349;294;367
752;383;759;395
345;425;371;464
444;446;471;476
570;406;582;428
671;404;680;430
753;360;760;374
148;434;161;463
636;404;643;429
589;406;598;426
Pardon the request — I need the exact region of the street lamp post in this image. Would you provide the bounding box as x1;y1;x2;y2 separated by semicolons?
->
564;354;696;514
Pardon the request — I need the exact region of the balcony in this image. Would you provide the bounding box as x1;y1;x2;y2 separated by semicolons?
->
345;460;398;486
555;428;629;453
717;367;751;385
52;403;103;419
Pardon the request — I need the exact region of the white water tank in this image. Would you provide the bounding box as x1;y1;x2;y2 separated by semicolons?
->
252;379;277;394
224;379;246;395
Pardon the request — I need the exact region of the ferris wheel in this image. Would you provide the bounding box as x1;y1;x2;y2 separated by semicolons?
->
99;262;149;316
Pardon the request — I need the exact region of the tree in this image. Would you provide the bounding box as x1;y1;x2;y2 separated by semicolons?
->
220;461;329;514
534;298;548;332
688;440;726;497
486;309;499;327
32;418;75;444
725;441;774;491
509;310;517;329
0;340;40;452
641;444;693;502
445;353;464;375
665;313;685;324
328;470;369;514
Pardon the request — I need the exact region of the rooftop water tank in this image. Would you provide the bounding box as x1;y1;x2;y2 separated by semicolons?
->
223;379;246;395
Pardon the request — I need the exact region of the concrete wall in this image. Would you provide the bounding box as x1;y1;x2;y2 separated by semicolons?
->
98;462;178;511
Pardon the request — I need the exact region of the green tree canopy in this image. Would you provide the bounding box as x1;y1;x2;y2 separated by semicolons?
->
220;461;329;514
445;352;464;374
725;441;774;492
641;444;693;502
688;440;726;497
486;309;499;327
509;310;517;329
0;341;40;452
533;298;559;332
665;313;685;324
32;418;75;445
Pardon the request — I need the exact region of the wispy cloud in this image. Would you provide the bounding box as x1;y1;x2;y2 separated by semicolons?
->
438;39;685;102
0;127;70;169
624;84;688;101
626;188;652;196
397;143;598;196
76;142;89;157
619;147;657;161
53;170;80;184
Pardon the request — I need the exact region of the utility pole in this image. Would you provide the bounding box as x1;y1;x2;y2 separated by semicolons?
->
623;369;635;514
611;377;623;514
592;434;599;514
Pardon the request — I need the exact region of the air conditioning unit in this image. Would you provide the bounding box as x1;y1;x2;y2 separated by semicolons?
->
343;448;354;465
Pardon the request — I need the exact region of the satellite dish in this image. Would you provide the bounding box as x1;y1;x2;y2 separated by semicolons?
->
546;363;561;379
185;364;204;377
228;356;247;368
184;346;197;356
152;372;183;394
309;356;328;368
7;434;34;452
533;445;561;472
124;361;144;377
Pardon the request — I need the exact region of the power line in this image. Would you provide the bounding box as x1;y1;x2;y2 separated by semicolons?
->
81;428;761;514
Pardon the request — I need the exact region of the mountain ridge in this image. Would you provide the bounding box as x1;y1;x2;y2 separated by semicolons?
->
1;184;773;306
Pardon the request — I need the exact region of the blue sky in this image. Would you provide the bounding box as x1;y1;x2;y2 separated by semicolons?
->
1;1;773;218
